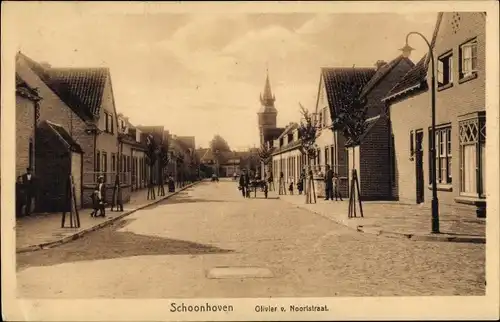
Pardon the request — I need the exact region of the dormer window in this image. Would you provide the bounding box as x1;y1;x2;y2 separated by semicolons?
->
287;133;293;143
459;39;478;79
279;138;284;147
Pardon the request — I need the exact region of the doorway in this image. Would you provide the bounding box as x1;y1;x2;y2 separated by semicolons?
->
415;130;424;204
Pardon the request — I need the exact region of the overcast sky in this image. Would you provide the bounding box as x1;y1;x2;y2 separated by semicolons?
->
13;6;437;150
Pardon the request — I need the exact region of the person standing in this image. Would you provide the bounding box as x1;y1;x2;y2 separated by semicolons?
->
324;165;334;201
16;176;26;217
333;172;343;201
96;176;106;217
21;167;36;215
239;169;247;197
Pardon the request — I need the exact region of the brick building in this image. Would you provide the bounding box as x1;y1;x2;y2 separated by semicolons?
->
384;12;486;216
345;55;414;200
313;67;376;197
16;52;122;209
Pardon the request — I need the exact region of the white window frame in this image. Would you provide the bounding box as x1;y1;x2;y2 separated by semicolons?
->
460;39;478;78
429;125;452;185
437;53;453;87
459;111;486;198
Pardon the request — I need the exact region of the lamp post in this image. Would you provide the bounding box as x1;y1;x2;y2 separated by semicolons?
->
400;32;440;234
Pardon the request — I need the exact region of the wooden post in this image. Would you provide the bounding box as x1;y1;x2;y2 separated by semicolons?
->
61;175;80;228
348;169;363;218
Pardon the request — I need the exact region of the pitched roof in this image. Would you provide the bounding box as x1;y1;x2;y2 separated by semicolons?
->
321;67;376;117
383;13;444;102
359;56;415;98
16;72;42;101
17;52;110;122
263;127;285;143
383;55;428;100
44;120;83;153
345;115;382;147
278;123;299;139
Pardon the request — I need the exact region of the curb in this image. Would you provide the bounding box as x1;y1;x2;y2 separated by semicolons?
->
281;198;486;244
16;181;201;254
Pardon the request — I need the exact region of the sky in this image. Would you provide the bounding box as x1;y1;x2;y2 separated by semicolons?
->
13;6;437;150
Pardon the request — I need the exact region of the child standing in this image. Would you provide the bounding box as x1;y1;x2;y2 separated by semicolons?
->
288;180;294;195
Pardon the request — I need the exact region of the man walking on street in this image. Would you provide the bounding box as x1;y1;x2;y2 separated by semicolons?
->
324;164;333;201
21;167;36;215
239;169;249;198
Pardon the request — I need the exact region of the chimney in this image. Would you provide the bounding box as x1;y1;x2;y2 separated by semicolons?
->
374;60;387;71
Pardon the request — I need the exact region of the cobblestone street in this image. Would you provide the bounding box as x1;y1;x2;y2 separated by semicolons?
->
16;181;485;298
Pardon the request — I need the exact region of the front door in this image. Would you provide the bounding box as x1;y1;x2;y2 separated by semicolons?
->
415;130;424;204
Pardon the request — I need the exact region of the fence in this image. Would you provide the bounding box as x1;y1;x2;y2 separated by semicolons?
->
83;171;131;187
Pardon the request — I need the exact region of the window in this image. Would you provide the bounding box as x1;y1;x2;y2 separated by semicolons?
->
324;147;329;166
95;151;101;172
287;133;293;144
102;152;108;182
437;53;453;87
28;138;34;170
459;112;486;197
111;153;116;173
104;112;114;134
459;39;478;79
429;126;452;185
409;130;415;158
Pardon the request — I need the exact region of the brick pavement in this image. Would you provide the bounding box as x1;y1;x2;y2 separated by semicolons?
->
279;194;486;243
16;183;200;252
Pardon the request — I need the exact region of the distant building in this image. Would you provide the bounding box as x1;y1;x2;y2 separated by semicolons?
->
384;12;487;216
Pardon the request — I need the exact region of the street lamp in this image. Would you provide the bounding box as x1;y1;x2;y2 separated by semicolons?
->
400;32;440;234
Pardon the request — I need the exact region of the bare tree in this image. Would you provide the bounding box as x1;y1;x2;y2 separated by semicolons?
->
332;80;368;218
297;103;319;204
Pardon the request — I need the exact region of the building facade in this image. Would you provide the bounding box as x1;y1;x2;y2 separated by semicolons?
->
345;55;415;200
15;73;41;178
17;52;122;209
384;12;486;216
313;67;376;198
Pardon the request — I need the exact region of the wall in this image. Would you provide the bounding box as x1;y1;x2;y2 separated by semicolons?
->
35;126;71;212
96;76;119;179
271;147;302;187
16;95;35;177
359;116;393;200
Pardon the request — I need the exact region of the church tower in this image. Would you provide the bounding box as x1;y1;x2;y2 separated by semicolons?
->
257;69;278;146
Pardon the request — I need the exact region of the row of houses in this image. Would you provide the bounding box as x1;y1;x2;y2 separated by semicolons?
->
263;12;487;217
16;52;197;214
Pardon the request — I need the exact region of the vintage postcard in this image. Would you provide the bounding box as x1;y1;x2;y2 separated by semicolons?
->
1;1;499;321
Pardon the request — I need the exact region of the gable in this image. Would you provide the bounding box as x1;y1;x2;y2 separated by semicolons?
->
315;74;329;114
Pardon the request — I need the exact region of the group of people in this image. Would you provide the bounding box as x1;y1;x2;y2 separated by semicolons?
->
238;169;253;197
266;165;343;201
323;164;343;201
